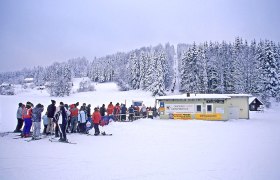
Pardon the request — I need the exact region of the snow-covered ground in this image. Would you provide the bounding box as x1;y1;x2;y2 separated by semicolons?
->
0;83;280;180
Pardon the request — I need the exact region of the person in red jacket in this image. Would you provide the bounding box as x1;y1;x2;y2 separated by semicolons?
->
107;102;114;115
92;107;101;136
113;103;121;121
22;102;33;138
69;104;79;133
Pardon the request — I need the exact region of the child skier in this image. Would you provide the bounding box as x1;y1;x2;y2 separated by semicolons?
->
22;102;33;138
14;103;24;133
42;112;48;134
32;104;44;140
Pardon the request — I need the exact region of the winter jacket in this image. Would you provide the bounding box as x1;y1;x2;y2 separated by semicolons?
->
113;105;120;115
129;107;134;114
17;107;23;119
78;110;87;123
23;108;32;119
42;115;48;125
121;106;127;114
32;106;44;122
70;106;79;117
100;106;106;116
92;111;101;124
86;106;91;117
47;104;56;118
22;106;27;119
54;106;67;125
107;104;114;115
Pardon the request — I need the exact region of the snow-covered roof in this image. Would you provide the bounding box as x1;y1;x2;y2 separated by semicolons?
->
24;78;34;81
225;94;252;97
156;94;231;100
249;97;264;105
1;82;10;86
156;93;252;100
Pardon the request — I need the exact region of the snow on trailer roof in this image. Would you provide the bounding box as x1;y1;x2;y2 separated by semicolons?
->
156;94;252;100
156;94;232;100
225;94;252;97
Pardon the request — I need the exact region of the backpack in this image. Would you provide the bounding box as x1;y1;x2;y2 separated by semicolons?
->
54;111;61;122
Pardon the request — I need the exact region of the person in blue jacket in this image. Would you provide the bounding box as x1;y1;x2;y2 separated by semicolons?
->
120;104;127;121
128;105;134;121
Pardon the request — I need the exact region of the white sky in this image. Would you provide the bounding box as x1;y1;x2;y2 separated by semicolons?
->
0;0;279;72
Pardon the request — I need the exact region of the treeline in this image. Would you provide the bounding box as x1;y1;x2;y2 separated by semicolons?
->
179;37;280;106
0;37;279;106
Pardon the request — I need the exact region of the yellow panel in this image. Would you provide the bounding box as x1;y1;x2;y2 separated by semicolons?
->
195;113;222;120
173;113;192;120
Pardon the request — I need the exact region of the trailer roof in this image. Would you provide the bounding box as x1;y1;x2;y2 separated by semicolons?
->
156;93;252;100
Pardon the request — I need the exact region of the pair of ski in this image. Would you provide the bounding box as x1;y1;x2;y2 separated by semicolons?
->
49;138;77;144
87;133;112;136
1;131;20;137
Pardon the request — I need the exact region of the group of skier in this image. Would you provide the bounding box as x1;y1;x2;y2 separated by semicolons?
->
14;100;158;142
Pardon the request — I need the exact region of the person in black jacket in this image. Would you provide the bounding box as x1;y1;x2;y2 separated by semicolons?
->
100;104;106;117
46;100;56;135
86;104;91;118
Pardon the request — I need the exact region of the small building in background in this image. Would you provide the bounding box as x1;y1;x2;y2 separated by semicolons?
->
156;94;251;121
249;97;264;111
23;78;35;89
24;78;34;83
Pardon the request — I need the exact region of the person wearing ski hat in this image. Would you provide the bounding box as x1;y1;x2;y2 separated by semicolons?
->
46;100;56;135
14;103;24;133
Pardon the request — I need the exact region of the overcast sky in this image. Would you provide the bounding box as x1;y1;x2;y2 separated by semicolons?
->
0;0;279;72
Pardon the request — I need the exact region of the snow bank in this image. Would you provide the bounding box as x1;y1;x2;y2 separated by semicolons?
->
0;84;280;180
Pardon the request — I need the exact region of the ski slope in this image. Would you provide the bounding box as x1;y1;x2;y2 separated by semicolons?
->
0;82;280;180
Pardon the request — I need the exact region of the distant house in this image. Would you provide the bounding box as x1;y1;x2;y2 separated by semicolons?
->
249;97;263;111
0;83;15;95
0;82;11;87
23;78;35;89
24;78;34;83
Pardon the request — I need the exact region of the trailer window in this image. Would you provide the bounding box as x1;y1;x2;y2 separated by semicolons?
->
207;104;212;112
196;105;202;112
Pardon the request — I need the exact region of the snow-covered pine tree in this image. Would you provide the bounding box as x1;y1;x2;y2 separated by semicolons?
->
33;66;45;86
206;42;220;93
164;43;175;89
139;51;148;90
128;52;140;89
145;54;155;91
232;37;247;93
197;44;208;93
151;52;166;96
46;63;72;97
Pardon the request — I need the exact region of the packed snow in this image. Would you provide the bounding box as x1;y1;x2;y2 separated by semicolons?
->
0;83;280;180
